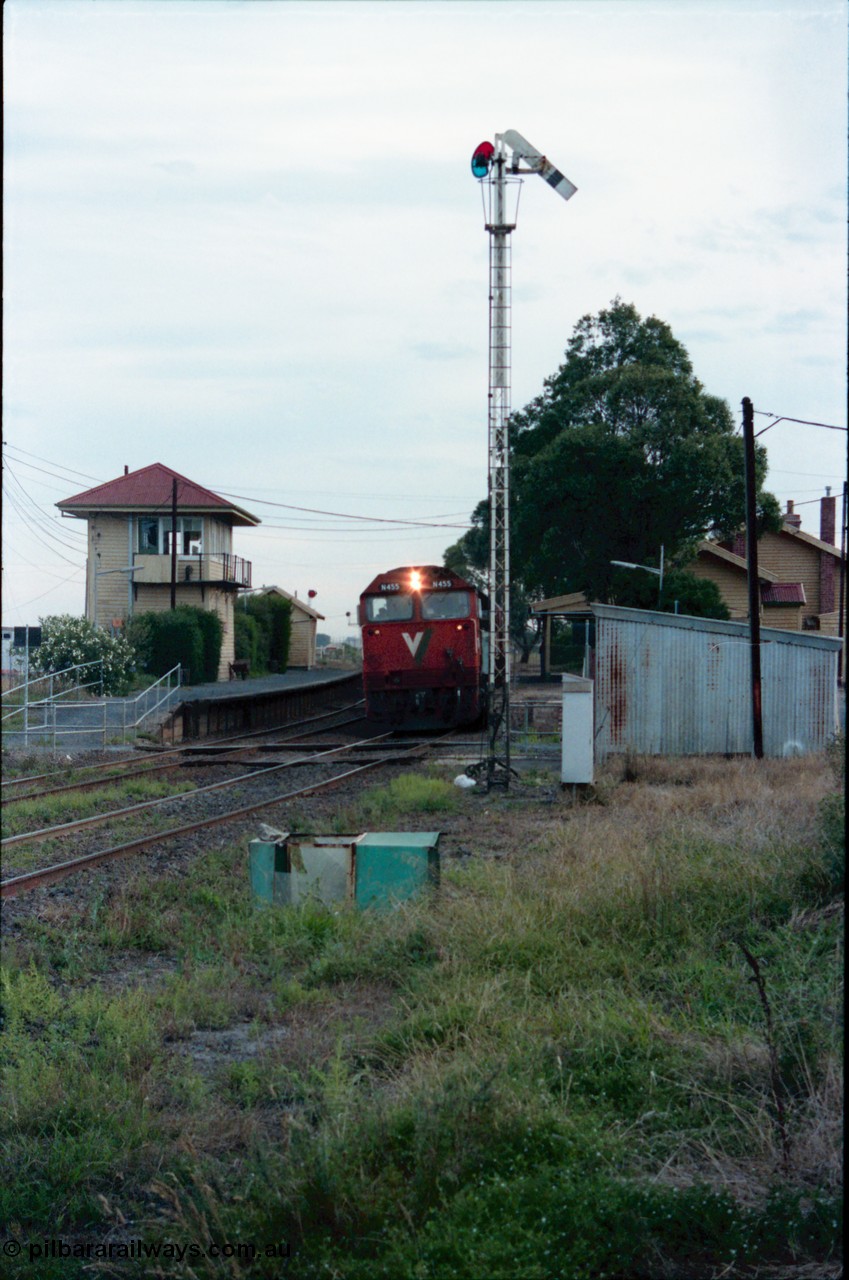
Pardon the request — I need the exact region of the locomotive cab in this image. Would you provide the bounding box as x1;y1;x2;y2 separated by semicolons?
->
359;566;485;728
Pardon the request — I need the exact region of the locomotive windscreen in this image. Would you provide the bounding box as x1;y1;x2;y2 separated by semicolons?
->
421;591;471;620
363;594;414;622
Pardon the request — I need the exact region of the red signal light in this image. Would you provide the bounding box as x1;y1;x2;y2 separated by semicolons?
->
471;140;494;179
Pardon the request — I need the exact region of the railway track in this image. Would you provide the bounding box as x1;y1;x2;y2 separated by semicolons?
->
1;722;455;899
1;700;367;801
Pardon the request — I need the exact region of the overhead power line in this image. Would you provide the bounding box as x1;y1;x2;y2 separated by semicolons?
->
2;443;105;485
753;410;848;437
218;490;471;529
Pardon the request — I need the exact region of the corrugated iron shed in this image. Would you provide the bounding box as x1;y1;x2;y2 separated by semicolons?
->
591;604;840;760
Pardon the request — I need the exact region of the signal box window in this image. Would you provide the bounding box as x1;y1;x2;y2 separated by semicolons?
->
138;517;160;553
138;517;203;555
422;591;470;620
365;595;414;622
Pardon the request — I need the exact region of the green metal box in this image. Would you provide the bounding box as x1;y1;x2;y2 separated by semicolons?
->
248;836;291;906
248;832;440;909
354;832;440;908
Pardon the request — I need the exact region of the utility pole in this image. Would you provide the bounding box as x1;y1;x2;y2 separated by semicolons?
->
839;480;847;685
471;130;576;788
170;477;178;610
742;397;764;759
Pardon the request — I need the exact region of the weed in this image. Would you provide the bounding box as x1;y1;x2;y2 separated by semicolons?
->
2;754;841;1278
338;772;461;829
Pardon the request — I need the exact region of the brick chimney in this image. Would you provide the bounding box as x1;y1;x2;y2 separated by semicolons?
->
819;489;836;614
783;499;802;530
820;487;836;545
730;532;747;559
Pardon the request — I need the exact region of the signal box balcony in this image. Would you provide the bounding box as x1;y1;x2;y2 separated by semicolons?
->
133;552;252;589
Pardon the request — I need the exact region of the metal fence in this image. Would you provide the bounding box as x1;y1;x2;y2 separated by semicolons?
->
1;663;183;750
592;604;841;760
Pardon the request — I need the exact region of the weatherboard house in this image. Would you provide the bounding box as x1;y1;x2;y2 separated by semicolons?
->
688;494;845;635
57;464;260;681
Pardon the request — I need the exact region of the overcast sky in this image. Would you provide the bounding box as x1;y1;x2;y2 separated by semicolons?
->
4;0;846;635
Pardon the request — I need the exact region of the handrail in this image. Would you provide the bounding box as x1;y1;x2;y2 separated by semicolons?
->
1;665;182;745
1;659;104;703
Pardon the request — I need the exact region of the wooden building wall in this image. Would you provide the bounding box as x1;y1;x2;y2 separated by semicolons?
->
756;531;822;624
688;555;750;618
85;514;238;680
87;516;133;627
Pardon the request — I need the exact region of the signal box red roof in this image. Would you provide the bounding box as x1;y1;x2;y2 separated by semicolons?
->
57;463;260;527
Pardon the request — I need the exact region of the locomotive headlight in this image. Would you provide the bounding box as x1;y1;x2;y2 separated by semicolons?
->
410;570;422;591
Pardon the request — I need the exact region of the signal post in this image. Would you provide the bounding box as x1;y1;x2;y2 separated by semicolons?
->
470;131;577;789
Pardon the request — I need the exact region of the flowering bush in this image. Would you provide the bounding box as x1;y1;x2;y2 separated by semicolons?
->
33;615;138;696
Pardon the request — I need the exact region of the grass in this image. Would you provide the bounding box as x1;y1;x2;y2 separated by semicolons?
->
1;777;198;840
0;751;842;1278
334;771;461;831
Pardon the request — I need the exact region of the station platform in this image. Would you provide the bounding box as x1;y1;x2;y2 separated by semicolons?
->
178;667;360;702
166;668;362;743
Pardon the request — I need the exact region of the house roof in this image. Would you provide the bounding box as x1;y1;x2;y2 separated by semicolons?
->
56;463;260;527
778;522;844;560
253;586;325;620
696;541;779;582
761;582;807;606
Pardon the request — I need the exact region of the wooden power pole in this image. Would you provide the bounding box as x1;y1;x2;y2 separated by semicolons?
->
741;397;764;759
170;477;178;610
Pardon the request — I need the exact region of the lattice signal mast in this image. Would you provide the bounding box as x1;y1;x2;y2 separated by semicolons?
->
470;130;577;788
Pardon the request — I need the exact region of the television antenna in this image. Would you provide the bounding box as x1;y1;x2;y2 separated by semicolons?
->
470;130;577;789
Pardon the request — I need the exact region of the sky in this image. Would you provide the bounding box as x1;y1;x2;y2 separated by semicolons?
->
3;0;846;637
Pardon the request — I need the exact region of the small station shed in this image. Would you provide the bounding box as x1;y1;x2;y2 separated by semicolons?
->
533;602;841;760
251;587;324;669
591;604;840;760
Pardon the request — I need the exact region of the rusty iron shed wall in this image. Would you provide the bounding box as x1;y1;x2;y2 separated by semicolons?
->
592;604;840;760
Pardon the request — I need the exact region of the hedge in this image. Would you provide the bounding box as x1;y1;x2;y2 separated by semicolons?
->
127;607;222;684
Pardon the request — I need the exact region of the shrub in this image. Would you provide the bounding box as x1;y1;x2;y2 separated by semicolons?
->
127;607;223;683
234;611;262;668
134;610;203;683
192;607;223;682
32;615;136;695
240;593;292;673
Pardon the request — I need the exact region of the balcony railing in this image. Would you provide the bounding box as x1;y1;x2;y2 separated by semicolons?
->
134;553;252;588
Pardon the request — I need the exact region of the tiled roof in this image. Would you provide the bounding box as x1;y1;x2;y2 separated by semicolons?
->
57;463;259;526
762;582;807;606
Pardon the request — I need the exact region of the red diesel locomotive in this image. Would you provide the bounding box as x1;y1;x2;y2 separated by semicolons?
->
359;565;486;728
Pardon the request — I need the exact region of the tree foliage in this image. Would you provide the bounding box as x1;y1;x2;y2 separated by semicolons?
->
444;509;541;660
237;594;293;673
449;299;781;612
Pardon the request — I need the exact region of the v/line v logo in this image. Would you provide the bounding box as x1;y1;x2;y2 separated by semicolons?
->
402;629;432;664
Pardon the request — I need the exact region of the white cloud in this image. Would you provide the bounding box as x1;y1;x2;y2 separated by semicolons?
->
3;0;845;629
